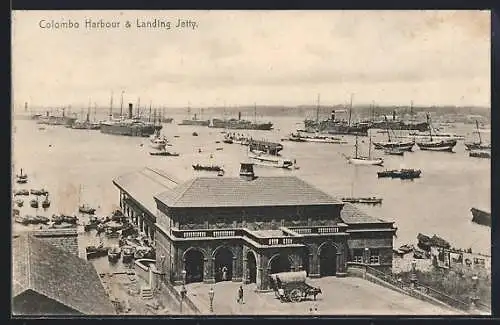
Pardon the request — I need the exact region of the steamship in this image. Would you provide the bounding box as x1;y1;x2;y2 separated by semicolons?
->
36;108;77;126
209;111;273;131
100;103;158;137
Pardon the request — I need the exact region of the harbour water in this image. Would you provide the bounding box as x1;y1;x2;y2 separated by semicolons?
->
12;115;491;270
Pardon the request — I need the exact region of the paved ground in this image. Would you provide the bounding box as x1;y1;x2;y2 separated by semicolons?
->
177;276;462;315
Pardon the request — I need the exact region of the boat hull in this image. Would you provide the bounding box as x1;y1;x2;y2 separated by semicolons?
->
348;158;384;166
471;207;491;227
373;141;414;151
248;152;294;169
416;139;457;152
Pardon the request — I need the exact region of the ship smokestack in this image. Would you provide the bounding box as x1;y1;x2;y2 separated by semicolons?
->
62;108;66;117
331;110;335;121
194;113;197;120
238;112;241;121
128;103;133;119
239;162;256;181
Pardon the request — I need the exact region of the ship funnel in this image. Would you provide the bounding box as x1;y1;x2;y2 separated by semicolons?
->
331;110;336;121
238;112;241;120
239;162;256;181
62;108;66;117
128;103;133;119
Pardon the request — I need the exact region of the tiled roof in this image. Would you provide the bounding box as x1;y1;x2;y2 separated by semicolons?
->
113;167;180;215
31;229;79;256
12;234;116;315
155;176;342;208
340;203;390;224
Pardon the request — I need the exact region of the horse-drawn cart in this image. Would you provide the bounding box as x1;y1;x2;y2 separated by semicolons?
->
269;271;322;303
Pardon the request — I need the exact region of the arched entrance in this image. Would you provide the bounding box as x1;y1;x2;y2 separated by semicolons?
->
302;248;311;275
246;251;257;283
269;254;292;274
319;242;337;276
184;249;204;284
214;247;234;282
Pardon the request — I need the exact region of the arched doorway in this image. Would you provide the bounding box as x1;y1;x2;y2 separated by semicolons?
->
319;242;337;276
269;254;292;274
214;247;234;282
246;251;257;283
302;248;310;275
184;249;204;284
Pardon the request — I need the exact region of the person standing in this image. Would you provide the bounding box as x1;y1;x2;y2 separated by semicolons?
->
222;266;228;281
237;285;244;304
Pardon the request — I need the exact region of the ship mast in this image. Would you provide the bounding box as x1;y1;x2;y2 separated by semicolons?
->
354;134;359;159
120;91;124;118
136;97;141;117
254;102;257;124
149;101;152;122
476;120;482;144
93;102;97;122
109;91;113;118
368;135;372;159
348;93;353;126
316;94;320;124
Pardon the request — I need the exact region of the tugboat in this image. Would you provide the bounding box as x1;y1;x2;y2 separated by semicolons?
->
41;194;51;209
108;246;122;263
79;204;96;214
346;135;384;166
16;169;28;184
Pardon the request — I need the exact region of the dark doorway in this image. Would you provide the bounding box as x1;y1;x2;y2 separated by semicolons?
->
269;254;291;274
319;242;337;276
247;251;257;283
302;249;310;275
214;247;234;282
184;249;204;284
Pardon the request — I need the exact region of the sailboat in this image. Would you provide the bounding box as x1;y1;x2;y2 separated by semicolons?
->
416;113;457;152
16;168;28;184
373;117;415;151
347;135;384;166
465;120;491;151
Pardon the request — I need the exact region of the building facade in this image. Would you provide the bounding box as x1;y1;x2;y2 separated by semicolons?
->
114;163;396;291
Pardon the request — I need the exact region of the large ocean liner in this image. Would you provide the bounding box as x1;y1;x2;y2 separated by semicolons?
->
100;103;158;137
36;108;77;126
209;111;273;130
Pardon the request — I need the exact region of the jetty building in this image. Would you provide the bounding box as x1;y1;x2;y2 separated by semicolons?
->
113;163;397;291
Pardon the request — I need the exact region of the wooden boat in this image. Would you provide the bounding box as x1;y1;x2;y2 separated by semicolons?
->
471;207;491;227
149;150;180;156
377;169;421;179
79;204;96;214
284;132;347;144
16;169;28;184
372;124;415;151
15;215;29;225
30;188;48;196
108;246;122;263
86;244;109;260
192;164;223;172
415;113;457;152
149;131;168;150
122;246;135;263
383;148;405;156
464;120;491;151
30;199;39;208
469;150;491;159
34;215;50;224
14;189;29;196
41;194;51;208
62;214;78;224
51;214;64;225
192;132;199;136
222;138;233;144
15;199;24;207
217;170;225;176
248;151;294;169
216;147;224;151
341;197;382;205
347;135;384;166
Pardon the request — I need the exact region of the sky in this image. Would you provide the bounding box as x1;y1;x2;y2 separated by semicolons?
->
12;10;490;109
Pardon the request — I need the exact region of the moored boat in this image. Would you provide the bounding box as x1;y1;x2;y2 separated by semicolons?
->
465;120;491;151
471;207;491;227
469;149;491;159
415;113;457;152
15;199;24;207
377;169;421;179
16;169;28;184
86;244;109;260
108;246;122;263
192;164;224;172
346;135;384;166
341;197;382;205
149;150;180;156
30;199;39;208
30;188;48;196
149;130;167;150
14;189;29;196
248;151;295;169
41;194;51;208
79;204;96;214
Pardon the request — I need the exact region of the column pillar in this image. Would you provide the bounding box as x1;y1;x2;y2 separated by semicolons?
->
232;256;241;282
336;251;347;277
204;257;215;284
242;256;248;284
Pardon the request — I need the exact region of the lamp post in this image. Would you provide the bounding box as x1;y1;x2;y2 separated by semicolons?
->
410;259;418;289
471;274;479;309
208;286;215;313
180;270;187;314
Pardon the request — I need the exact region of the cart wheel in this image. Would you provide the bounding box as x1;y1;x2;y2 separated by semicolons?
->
289;289;302;303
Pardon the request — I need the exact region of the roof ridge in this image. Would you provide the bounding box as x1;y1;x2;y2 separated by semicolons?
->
26;235;32;289
171;177;199;204
139;168;179;188
144;167;180;185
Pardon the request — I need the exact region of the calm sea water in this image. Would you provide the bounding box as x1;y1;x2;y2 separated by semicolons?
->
12;115;491;265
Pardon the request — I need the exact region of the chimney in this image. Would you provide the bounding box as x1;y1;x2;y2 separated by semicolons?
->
239;162;256;181
128;103;133;119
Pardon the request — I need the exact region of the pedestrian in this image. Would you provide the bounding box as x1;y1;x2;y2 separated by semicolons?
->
222;266;228;281
237;285;244;304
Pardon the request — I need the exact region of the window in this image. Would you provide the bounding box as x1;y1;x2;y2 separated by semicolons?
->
352;249;363;263
369;249;380;265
